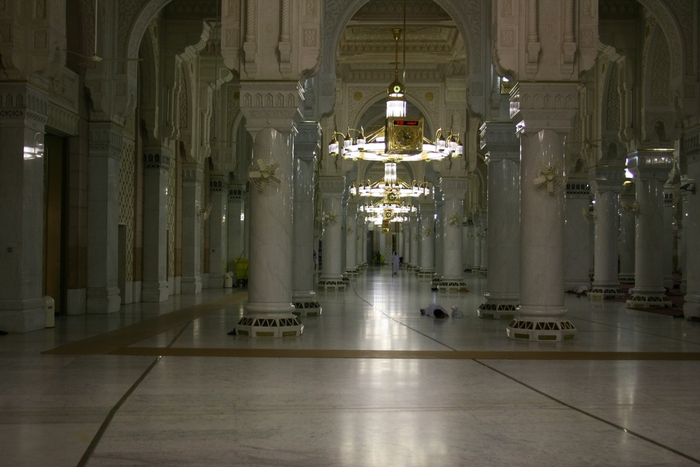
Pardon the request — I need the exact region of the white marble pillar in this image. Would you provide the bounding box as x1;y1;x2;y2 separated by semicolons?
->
361;220;368;267
0;84;48;331
506;82;578;341
356;215;365;271
87;122;123;313
345;201;358;276
472;213;482;276
418;200;436;278
292;123;321;315
479;214;488;276
564;181;592;291
403;224;411;267
227;186;247;273
618;182;636;283
465;219;475;271
626;149;674;308
439;179;469;291
142;150;171;302
662;186;675;289
478;122;520;319
181;163;203;295
588;166;625;298
319;177;346;289
679;191;688;294
433;194;445;285
682;130;700;319
409;216;420;270
208;175;228;289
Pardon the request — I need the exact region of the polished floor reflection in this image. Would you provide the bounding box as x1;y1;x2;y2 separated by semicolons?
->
3;267;700;466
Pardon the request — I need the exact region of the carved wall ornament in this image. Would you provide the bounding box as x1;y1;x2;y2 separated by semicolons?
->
248;159;281;191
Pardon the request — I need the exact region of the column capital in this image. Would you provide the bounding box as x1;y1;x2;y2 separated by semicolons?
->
182;162;204;186
480;121;519;163
565;180;591;199
143;152;171;170
318;176;345;195
441;177;469;198
89;121;123;159
627;148;674;181
509;82;579;135
0;82;49;130
240;81;304;136
294;121;321;162
210;175;229;192
229;185;247;201
588;165;625;193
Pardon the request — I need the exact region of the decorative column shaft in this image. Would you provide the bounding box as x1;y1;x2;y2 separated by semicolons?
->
507;82;578;341
208;175;228;289
662;187;675;289
564;181;591;290
472;213;482;276
478;121;520;319
87;122;123;313
682;129;700;319
142;150;171;302
181;163;203;295
292;123;321;315
433;194;445;286
619;182;636;283
227;185;247;276
318;177;346;289
439;178;469;291
626;149;674;308
418;200;436;278
588;165;625;298
0;84;49;331
345;201;358;276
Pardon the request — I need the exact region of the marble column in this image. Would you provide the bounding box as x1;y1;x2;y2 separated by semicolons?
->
87;122;123;313
626;149;674;308
227;185;247;274
618;182;636;283
479;213;488;277
0;84;48;331
683;130;700;319
472;213;482;276
679;191;688;294
318;177;346;289
464;218;475;272
409;216;420;271
292;123;321;315
588;166;625;298
506;82;578;341
141;150;171;302
208;175;228;289
345;201;359;277
418;200;436;278
356;215;365;271
564;181;592;291
181;163;203;295
439;178;469;291
433;194;445;286
361;220;368;267
478;121;520;319
403;224;411;267
662;186;675;290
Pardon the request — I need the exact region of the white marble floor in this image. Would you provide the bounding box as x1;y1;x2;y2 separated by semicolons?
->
2;267;700;466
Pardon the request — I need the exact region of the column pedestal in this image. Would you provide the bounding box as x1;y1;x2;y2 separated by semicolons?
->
626;149;673;309
478;122;520;319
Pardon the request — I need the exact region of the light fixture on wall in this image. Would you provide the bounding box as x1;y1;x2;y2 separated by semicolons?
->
327;26;463;162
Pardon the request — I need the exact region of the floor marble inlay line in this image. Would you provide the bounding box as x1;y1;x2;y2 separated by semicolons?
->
42;290;247;356
473;359;700;465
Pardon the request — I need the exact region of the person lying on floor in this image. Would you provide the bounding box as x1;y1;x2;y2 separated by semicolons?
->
420;303;450;318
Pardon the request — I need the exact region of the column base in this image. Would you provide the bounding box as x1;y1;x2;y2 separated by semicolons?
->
618;274;635;284
506;317;577;341
0;298;45;332
626;293;672;308
142;281;170;302
477;301;518;320
292;300;322;317
587;287;625;300
234;314;304;337
345;268;359;278
684;294;700;320
181;277;202;295
318;279;346;290
87;287;121;313
417;269;435;279
438;280;469;292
